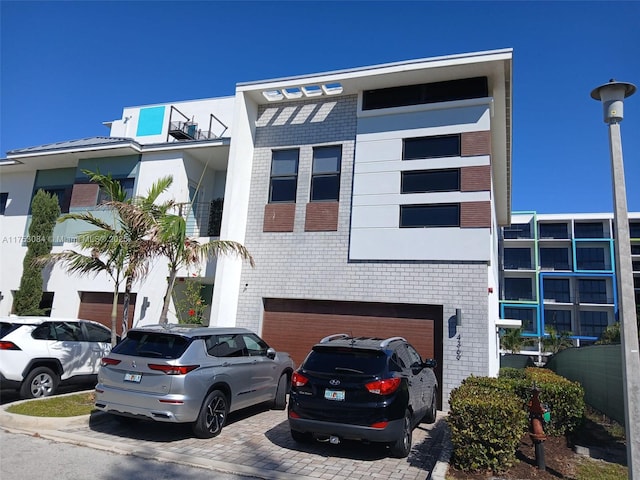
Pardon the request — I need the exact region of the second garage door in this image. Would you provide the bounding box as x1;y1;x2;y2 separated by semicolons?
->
262;298;443;404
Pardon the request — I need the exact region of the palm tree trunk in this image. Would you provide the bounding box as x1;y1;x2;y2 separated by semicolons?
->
122;276;133;335
110;285;119;346
159;266;178;324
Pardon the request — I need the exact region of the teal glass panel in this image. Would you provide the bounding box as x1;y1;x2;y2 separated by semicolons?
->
136;106;166;136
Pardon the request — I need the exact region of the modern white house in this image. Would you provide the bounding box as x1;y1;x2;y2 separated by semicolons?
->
0;49;514;408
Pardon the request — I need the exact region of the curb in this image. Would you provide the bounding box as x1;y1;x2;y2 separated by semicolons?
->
0;390;107;430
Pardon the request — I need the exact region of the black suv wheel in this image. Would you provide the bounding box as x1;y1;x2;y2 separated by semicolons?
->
288;334;438;458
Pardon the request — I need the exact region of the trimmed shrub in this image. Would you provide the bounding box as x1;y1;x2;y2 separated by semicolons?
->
499;367;527;380
448;377;528;473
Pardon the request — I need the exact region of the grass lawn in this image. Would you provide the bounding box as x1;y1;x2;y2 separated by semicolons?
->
6;392;96;417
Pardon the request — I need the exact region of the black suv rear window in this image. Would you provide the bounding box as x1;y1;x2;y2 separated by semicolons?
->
303;347;387;375
113;331;192;359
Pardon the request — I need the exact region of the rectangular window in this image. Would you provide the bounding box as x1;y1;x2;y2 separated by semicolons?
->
545;309;572;333
503;248;532;269
399;204;459;228
269;149;299;203
504;278;533;301
362;76;489;110
0;192;7;215
578;279;608;303
539;223;569;239
576;247;606;270
41;187;71;214
97;178;135;204
632;244;640;255
403;135;460;160
503;307;537;334
574;222;605;238
629;222;640;239
539;247;570;270
503;223;531;239
579;311;608;337
543;278;571;303
401;169;460;194
310;146;341;201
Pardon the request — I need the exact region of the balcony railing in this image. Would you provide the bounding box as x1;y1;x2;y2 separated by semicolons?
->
175;199;223;238
168;121;218;141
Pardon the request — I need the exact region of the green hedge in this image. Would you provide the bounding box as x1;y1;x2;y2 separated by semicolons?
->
448;369;586;472
497;367;585;436
448;377;527;472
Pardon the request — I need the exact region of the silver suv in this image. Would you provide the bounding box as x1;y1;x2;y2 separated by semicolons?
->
0;316;113;398
95;325;295;438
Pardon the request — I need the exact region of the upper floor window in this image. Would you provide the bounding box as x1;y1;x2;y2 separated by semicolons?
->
503;223;532;239
403;135;460;160
310;146;341;201
539;223;569;239
539;247;570;270
575;222;605;239
504;277;533;301
401;169;460;193
362;76;488;111
399;204;459;228
42;187;71;214
503;306;537;334
576;247;606;270
543;278;571;303
97;178;135;204
0;192;7;215
578;279;608;303
579;311;608;337
632;244;640;255
269;149;299;203
503;248;532;269
629;222;640;239
545;309;572;333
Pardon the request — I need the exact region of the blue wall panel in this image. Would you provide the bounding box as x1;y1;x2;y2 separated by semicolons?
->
136;106;166;136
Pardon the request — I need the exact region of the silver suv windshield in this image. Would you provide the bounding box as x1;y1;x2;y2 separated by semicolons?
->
113;331;191;359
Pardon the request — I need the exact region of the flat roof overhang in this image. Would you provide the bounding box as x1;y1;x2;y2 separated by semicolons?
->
1;138;232;173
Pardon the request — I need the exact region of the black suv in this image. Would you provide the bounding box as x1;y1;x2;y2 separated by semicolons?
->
288;334;438;457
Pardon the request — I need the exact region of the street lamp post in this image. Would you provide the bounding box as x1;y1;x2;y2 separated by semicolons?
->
591;79;639;478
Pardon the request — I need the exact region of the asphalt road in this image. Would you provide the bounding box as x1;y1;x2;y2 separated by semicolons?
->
0;429;258;480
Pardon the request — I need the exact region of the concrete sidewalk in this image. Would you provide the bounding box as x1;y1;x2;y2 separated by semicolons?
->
0;393;452;480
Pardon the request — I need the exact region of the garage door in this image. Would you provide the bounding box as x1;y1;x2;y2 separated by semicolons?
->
78;291;137;336
262;298;442;404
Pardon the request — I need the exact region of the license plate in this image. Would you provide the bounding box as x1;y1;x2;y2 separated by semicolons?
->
324;389;345;401
124;372;142;383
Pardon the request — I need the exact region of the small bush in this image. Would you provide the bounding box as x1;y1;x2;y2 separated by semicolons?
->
448;377;528;473
499;367;527;380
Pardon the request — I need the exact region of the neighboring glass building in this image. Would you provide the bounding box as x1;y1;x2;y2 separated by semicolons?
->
499;212;640;362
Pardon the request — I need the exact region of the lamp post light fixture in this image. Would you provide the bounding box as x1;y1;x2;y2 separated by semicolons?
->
591;79;639;478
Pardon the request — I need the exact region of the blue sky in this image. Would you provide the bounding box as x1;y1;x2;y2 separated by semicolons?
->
1;1;639;214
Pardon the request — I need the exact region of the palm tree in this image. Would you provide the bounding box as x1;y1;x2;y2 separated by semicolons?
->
154;211;254;324
500;327;532;353
542;326;573;354
40;171;171;344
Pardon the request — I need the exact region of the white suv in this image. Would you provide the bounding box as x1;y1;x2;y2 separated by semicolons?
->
0;317;113;398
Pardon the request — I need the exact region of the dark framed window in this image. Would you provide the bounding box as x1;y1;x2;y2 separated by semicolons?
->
578;279;608;303
539;247;570;270
0;192;7;215
579;311;608;337
504;278;533;301
35;187;72;214
399;204;459;228
503;307;537;334
538;223;569;239
632;244;640;255
503;248;532;269
403;135;460;160
575;222;605;239
545;309;572;333
629;222;640;239
503;223;531;239
362;76;489;111
401;169;460;193
576;247;606;270
543;278;571;303
310;146;341;201
97;177;135;204
269;149;299;203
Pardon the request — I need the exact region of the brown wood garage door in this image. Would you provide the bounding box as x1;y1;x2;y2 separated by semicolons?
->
78;291;137;336
262;298;443;404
